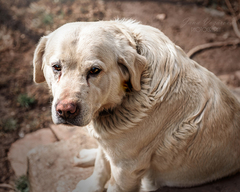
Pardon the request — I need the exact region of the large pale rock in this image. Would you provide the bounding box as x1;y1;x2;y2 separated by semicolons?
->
26;127;240;192
50;124;80;141
8;128;57;177
27;127;97;192
8;124;87;177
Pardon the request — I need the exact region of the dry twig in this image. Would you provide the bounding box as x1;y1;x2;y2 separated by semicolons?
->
225;0;240;39
225;0;236;16
232;17;240;38
0;183;14;189
188;0;240;58
187;39;240;58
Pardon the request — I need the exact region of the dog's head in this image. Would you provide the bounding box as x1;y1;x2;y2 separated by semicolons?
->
33;22;147;126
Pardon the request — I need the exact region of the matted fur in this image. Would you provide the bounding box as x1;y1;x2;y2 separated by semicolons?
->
33;20;240;192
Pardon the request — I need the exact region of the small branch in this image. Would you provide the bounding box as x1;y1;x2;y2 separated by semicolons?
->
225;0;236;16
225;0;240;39
232;17;240;39
238;0;240;16
187;39;240;58
0;183;14;189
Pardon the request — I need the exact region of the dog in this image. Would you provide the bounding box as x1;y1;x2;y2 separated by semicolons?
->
33;20;240;192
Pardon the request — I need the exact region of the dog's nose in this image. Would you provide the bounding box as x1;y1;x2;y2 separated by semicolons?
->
56;100;79;119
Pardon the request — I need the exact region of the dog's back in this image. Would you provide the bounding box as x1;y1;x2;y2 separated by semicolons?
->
137;34;240;188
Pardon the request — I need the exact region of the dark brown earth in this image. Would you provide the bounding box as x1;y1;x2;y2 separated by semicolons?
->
0;0;240;191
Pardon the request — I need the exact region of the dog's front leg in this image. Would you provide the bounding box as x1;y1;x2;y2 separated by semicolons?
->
73;146;111;192
74;148;98;168
107;164;143;192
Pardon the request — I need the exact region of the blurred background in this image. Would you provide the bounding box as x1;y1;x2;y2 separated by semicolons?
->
0;0;240;191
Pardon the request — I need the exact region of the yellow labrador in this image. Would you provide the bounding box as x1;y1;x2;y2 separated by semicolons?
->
33;20;240;192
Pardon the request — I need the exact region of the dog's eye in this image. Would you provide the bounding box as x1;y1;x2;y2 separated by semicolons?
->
89;67;101;75
52;64;61;72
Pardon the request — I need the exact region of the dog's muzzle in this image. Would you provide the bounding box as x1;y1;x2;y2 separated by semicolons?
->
56;99;80;123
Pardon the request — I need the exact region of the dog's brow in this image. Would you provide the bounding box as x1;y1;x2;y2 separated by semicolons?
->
84;60;107;71
51;60;61;66
49;57;60;65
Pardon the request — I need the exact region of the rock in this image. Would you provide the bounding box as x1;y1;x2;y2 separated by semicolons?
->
222;32;229;40
50;124;80;141
25;123;240;192
156;13;166;21
218;73;240;87
8;128;57;177
218;74;231;85
234;71;240;86
204;8;225;17
27;127;97;192
8;124;88;177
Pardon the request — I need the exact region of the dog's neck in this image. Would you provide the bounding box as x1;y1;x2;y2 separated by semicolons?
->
88;69;152;138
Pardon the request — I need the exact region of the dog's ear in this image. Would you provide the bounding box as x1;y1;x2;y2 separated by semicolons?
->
33;36;48;83
118;53;147;92
114;23;147;91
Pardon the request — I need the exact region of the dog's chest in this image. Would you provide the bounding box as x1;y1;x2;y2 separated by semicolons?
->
97;132;147;163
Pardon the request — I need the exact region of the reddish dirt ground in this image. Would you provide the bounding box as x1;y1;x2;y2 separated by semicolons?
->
0;0;240;191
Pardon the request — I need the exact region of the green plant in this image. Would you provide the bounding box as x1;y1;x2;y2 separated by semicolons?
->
56;0;75;4
1;118;17;132
80;7;89;14
17;94;35;108
42;13;53;25
15;175;29;192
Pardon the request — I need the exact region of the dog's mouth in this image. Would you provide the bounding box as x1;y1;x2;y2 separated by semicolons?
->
53;114;88;127
54;118;76;126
